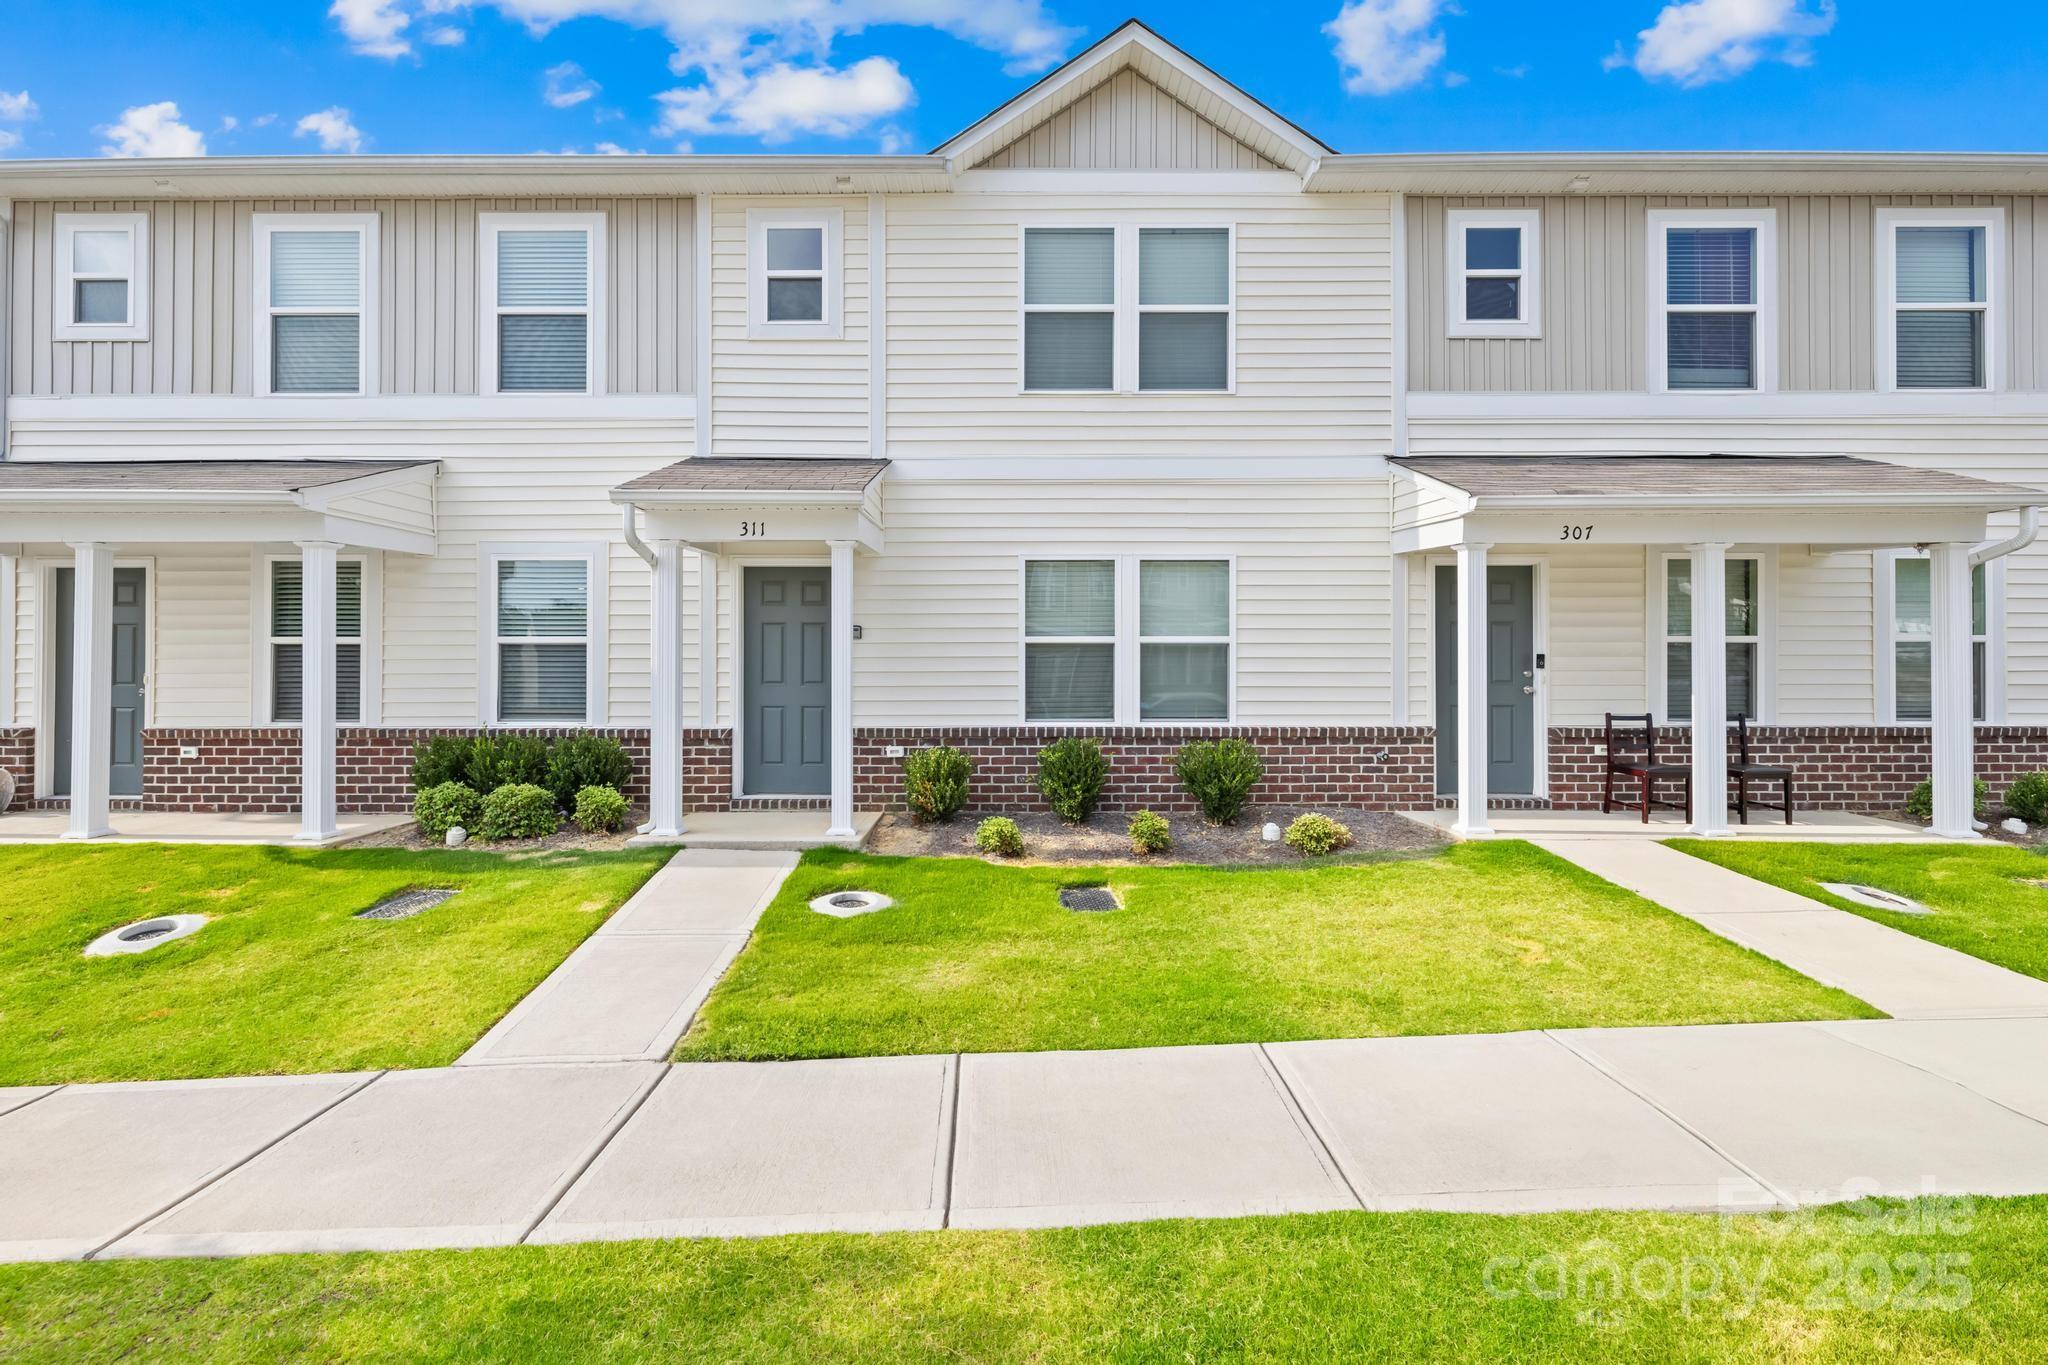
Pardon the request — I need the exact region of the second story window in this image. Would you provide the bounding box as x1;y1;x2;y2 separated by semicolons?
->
1879;209;2000;392
1023;225;1234;394
1024;228;1115;391
1446;208;1540;338
1648;209;1777;393
54;212;149;342
256;215;376;396
748;208;842;339
482;213;604;394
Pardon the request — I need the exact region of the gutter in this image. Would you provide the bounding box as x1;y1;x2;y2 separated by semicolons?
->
1971;505;2041;569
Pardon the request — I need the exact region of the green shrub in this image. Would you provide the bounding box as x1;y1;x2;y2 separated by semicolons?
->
462;736;507;792
412;781;481;839
1036;737;1109;824
1173;738;1265;825
478;783;560;840
573;785;630;834
1284;812;1354;857
410;735;474;792
903;745;973;823
2004;771;2048;825
1903;777;1988;821
975;816;1024;857
548;734;635;810
1128;809;1172;855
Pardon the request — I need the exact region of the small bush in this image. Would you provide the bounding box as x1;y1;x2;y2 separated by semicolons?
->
1173;738;1265;825
573;785;630;834
1128;809;1172;856
975;816;1024;857
413;781;481;839
2004;771;2048;825
1903;777;1988;821
1036;737;1109;824
478;783;560;840
548;734;636;811
410;735;474;793
1284;812;1354;857
903;746;973;824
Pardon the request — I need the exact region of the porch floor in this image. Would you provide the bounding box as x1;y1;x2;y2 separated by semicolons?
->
627;809;882;852
0;809;413;848
1400;806;1957;843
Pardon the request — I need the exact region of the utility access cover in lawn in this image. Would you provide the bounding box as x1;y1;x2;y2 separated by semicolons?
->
1059;886;1122;913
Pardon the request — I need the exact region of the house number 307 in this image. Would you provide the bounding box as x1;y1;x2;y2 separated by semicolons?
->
739;520;767;537
1559;524;1594;541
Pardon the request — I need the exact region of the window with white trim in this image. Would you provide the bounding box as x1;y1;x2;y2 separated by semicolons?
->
1878;208;2000;392
1446;209;1540;338
256;215;375;395
482;214;602;394
1022;225;1233;393
54;212;149;341
268;557;363;724
1023;557;1232;722
494;557;592;723
1885;553;1992;723
1649;209;1776;393
1661;554;1763;722
747;208;841;338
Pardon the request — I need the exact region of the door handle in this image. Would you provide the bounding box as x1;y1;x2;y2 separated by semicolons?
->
1522;685;1535;695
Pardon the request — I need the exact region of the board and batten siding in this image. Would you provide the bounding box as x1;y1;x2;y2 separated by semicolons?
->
7;198;693;397
971;69;1281;171
884;192;1394;459
1407;194;2048;393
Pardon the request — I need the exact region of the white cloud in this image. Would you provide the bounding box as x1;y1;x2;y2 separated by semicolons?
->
221;115;240;131
657;54;913;142
1442;70;1468;87
544;61;600;108
0;90;37;122
1326;0;1452;95
424;23;467;44
330;0;414;58
100;102;208;157
252;113;279;128
296;106;366;153
1609;0;1836;86
0;131;19;153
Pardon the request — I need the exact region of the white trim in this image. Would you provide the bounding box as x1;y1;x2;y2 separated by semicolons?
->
251;549;378;728
1018;221;1236;395
868;193;887;457
746;207;843;340
1647;547;1774;725
1875;205;2005;394
1646;207;1778;394
251;212;380;398
1445;208;1540;339
0;552;14;726
477;211;608;397
477;543;608;727
1018;553;1237;725
1389;548;1408;722
953;169;1307;195
53;212;149;342
6;393;687;425
693;195;713;456
1390;193;1409;459
1875;548;2001;724
1406;389;2048;420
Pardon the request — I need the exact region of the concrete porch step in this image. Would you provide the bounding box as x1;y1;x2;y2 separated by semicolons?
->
627;809;881;851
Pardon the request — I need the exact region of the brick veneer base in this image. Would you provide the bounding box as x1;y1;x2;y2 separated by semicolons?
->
0;728;34;812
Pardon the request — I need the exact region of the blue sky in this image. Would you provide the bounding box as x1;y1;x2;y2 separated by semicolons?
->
2;2;2045;161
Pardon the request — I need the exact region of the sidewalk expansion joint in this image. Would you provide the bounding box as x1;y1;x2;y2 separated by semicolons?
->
1255;1043;1371;1213
518;1065;671;1246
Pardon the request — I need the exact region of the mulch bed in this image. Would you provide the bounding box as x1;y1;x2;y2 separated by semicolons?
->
347;813;646;854
866;806;1447;867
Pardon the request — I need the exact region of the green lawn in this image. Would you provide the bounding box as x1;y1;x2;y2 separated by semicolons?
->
675;841;1875;1061
1;1199;2038;1362
1667;840;2048;981
0;844;670;1086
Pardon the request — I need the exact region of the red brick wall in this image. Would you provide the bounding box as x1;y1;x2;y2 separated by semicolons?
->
0;728;33;812
684;729;734;811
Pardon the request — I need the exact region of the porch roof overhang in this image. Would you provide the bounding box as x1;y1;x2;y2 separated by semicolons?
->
0;459;439;555
612;458;888;553
1390;455;2045;554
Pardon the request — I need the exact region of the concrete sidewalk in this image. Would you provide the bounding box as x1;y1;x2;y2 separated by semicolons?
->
1533;837;2048;1020
6;1018;2048;1263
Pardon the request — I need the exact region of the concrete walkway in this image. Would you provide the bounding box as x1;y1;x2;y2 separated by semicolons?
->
1532;836;2048;1020
458;850;797;1065
6;1017;2048;1263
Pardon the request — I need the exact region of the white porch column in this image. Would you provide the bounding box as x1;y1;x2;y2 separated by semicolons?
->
826;538;856;840
295;541;340;843
1452;541;1492;837
646;540;687;838
1930;540;1979;839
62;542;115;840
1688;542;1731;837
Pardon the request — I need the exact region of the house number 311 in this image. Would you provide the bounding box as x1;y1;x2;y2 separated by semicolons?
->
1559;524;1593;541
739;520;767;537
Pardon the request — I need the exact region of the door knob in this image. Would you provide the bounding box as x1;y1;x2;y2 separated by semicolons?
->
1522;685;1535;695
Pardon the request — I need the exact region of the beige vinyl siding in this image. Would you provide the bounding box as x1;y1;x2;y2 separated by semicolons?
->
972;69;1280;171
322;480;436;540
1777;545;1877;723
9;197;693;397
152;549;255;727
708;198;869;458
885;192;1393;459
1407;194;2048;393
8;557;31;728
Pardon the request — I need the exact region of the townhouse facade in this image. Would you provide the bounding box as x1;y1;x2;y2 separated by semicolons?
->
1;21;2044;844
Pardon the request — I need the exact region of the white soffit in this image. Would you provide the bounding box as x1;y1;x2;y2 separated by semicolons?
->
1308;152;2048;196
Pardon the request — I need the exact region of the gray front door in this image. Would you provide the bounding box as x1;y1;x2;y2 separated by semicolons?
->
1435;564;1536;796
743;566;831;796
52;565;148;798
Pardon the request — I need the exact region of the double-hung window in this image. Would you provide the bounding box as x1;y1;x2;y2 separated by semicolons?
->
1446;209;1540;338
1879;208;2001;392
1023;557;1233;722
54;212;149;342
1022;225;1233;393
492;556;595;724
482;213;604;394
268;557;364;724
1661;554;1764;722
1649;210;1776;392
1885;553;1994;723
747;209;841;336
256;215;376;395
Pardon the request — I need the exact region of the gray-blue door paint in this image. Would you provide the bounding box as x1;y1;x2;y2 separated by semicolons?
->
51;566;147;798
743;566;832;796
1434;564;1536;796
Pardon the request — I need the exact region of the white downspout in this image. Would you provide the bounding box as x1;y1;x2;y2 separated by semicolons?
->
1;198;11;460
1970;505;2040;569
620;504;662;835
